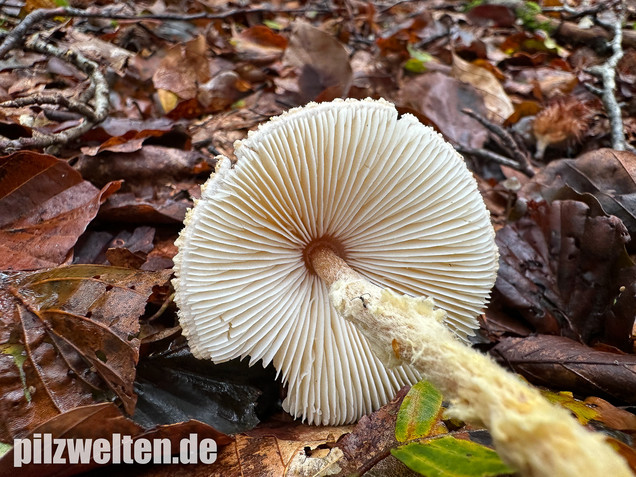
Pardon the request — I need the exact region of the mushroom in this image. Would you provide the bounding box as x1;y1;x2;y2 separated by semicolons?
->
174;98;498;426
174;98;630;476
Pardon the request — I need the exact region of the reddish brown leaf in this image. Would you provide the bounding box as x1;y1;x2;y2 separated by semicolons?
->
0;265;171;440
74;146;212;224
398;72;489;149
466;4;516;27
0;152;120;270
585;396;636;432
491;335;636;404
233;25;287;63
493;199;635;349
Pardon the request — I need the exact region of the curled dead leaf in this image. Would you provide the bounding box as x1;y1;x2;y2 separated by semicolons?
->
0;152;120;270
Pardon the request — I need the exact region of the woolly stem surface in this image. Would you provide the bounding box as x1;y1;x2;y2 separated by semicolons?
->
308;246;632;477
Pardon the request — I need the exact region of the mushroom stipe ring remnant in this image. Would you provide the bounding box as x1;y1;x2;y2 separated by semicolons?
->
173;98;499;426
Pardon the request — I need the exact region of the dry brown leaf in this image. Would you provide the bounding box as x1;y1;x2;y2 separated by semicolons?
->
520;149;636;249
494;199;635;349
75;145;212;224
152;35;210;112
452;53;514;123
491;335;636;404
0;265;171;440
399;72;489;149
281;20;352;103
0;152;120;270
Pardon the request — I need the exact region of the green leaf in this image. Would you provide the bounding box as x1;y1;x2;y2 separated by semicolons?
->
392;437;515;477
0;442;11;458
395;380;443;442
263;19;283;30
404;45;432;73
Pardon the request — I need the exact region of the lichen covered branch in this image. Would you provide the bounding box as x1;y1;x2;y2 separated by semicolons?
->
0;33;109;152
585;4;635;153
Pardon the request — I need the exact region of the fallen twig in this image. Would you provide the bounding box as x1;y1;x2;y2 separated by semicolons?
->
0;33;108;152
584;3;635;153
460;109;535;177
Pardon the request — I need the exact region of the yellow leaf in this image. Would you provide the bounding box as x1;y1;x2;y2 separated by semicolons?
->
157;88;179;114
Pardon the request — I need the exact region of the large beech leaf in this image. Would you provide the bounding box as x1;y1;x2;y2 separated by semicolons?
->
0;265;171;441
391;437;514;477
492;335;636;404
395;381;443;442
520;149;636;250
0;152;120;270
281;21;352;103
399;72;489;149
493;199;635;349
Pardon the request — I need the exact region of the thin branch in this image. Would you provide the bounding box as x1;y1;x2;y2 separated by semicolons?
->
0;33;108;152
0;93;99;121
461;109;535;177
456;145;533;175
585;4;635;153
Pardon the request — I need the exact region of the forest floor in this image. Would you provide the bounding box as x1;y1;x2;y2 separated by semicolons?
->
1;0;636;475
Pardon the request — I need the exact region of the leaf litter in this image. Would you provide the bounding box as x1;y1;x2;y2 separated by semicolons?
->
0;0;635;475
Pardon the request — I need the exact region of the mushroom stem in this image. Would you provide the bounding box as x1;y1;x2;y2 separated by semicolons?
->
310;265;631;476
309;244;359;286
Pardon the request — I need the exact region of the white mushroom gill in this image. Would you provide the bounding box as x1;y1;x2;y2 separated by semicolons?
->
173;98;499;425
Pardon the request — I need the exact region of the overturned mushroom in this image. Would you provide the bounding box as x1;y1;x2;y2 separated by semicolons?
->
174;98;498;425
174;98;630;476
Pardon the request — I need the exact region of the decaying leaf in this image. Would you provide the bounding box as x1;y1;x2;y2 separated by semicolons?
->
133;347;279;435
492;335;636;404
281;21;352;103
520;149;636;249
399;72;489;149
493;199;635;349
232;25;288;63
0;265;171;441
395;381;444;443
452;53;514;123
0;152;120;270
152;35;211;113
75;146;213;224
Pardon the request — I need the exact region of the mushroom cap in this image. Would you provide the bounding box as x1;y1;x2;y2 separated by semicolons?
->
173;98;499;425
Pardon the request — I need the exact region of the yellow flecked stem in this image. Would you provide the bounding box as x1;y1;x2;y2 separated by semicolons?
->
316;268;632;477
